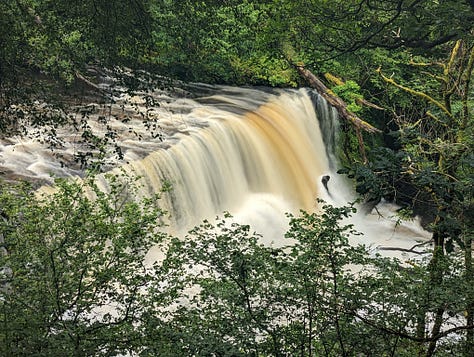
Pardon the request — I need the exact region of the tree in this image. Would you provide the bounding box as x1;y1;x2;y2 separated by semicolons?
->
260;0;474;63
0;174;169;355
141;202;472;356
1;1;472;355
0;0;154;83
0;0;157;151
344;39;474;356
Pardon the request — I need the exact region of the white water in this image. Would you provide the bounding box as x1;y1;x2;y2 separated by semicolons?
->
0;86;430;255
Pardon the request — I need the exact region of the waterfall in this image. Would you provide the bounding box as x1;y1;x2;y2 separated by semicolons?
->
85;88;345;242
0;85;430;252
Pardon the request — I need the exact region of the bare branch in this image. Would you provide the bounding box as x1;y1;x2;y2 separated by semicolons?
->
351;310;474;343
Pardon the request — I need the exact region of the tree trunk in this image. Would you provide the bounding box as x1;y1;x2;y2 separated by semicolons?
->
296;66;381;134
465;233;473;356
296;65;381;163
424;229;446;357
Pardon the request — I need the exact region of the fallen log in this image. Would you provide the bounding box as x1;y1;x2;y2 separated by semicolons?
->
296;65;381;163
75;71;110;97
296;65;381;134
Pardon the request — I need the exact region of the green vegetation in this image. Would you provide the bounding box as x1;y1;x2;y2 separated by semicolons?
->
0;176;168;355
1;183;471;356
0;0;473;355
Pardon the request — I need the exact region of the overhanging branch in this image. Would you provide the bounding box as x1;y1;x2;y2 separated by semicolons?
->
295;65;381;163
296;66;381;134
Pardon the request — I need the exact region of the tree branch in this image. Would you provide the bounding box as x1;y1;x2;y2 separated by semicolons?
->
351;310;474;343
324;73;385;110
296;65;381;162
75;72;110;97
296;66;381;134
376;67;454;119
462;44;474;129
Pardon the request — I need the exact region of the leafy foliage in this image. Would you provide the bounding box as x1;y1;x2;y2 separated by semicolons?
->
0;175;168;355
143;203;472;356
1;179;472;356
0;0;154;82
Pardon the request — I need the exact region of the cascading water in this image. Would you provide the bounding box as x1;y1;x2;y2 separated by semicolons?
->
0;85;430;253
89;87;353;245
